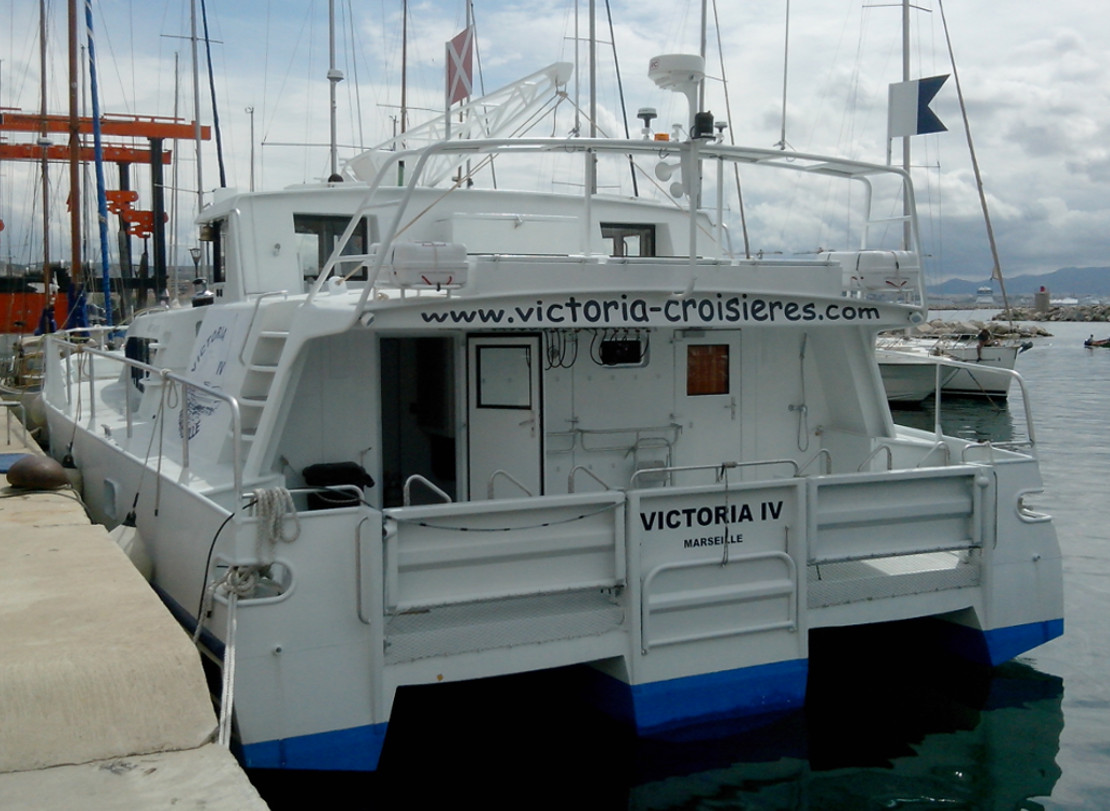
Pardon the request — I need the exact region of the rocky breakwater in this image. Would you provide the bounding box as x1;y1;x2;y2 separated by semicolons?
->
901;318;1052;340
997;304;1110;323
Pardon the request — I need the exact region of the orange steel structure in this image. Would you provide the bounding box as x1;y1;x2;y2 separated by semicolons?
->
0;110;212;326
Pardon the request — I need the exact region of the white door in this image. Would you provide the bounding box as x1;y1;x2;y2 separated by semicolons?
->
467;335;543;499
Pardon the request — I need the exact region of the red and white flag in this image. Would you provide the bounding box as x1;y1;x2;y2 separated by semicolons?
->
446;27;474;106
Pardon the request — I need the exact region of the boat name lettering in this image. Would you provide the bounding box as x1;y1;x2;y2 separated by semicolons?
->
683;533;744;549
639;500;783;532
419;296;881;326
189;325;229;373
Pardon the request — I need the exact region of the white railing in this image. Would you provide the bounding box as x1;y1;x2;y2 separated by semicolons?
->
640;553;798;652
381;491;625;613
47;337;245;503
925;357;1037;449
304;137;926;317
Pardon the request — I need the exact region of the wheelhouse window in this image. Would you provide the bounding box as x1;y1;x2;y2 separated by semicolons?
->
200;219;226;286
294;214;370;282
602;223;656;257
687;345;729;396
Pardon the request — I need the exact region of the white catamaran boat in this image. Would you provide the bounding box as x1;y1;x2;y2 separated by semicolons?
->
41;57;1062;771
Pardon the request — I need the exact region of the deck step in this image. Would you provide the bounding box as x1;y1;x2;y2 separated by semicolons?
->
807;550;980;609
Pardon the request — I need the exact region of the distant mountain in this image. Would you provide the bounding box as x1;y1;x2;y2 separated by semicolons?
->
932;267;1110;297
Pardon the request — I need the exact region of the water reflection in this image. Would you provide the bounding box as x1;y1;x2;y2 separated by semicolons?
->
631;624;1064;810
891;396;1021;445
250;631;1063;809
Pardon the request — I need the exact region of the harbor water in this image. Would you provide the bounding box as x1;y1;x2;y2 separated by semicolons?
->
251;316;1106;809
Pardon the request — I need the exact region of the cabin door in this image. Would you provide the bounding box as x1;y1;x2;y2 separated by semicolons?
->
466;335;543;500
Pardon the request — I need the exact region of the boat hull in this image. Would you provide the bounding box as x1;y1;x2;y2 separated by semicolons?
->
876;349;954;403
878;340;1022;400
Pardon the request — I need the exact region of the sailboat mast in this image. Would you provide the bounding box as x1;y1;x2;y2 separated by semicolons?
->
68;0;81;291
191;0;205;274
901;0;912;250
84;0;114;326
776;0;790;149
586;0;597;195
935;0;1013;320
698;0;707;110
39;0;51;299
327;0;341;180
400;0;408;137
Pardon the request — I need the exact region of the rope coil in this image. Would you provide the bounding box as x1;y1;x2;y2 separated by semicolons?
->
251;486;301;561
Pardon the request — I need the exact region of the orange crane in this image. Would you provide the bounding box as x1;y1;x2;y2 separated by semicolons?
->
0;111;212;316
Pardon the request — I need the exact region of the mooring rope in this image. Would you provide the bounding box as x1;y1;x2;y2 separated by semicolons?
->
251;486;300;561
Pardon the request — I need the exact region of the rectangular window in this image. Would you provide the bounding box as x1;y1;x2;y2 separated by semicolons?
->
601;223;656;257
476;345;533;408
294;214;371;281
200;219;226;285
687;344;729;395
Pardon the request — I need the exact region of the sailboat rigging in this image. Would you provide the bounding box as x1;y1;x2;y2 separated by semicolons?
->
874;0;1027;400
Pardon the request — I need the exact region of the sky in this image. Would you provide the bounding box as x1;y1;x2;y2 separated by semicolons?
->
1;0;1107;283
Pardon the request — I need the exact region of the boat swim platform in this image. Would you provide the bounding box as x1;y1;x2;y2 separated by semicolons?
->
0;414;266;809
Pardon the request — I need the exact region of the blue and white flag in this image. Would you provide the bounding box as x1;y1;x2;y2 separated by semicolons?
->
888;75;949;137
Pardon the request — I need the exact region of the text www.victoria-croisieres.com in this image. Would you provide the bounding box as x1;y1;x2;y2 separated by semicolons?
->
419;294;881;326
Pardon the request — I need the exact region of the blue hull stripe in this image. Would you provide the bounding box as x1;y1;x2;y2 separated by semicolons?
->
924;617;1064;667
240;723;389;772
979;619;1064;666
591;659;809;734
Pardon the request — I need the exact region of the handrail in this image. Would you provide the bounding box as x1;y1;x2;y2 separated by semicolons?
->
858;443;894;472
237;290;290;364
301;136;924;318
547;423;681;455
629;458;800;488
1;399;28;445
403;474;453;506
240;484;364;506
809;539;979;568
915;441;951;468
961;441;996;464
488;470;535;501
568;465;612;493
799;448;833;475
53;341;244;505
924;356;1037;448
487;469;533;499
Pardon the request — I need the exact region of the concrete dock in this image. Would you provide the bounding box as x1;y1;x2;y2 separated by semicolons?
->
0;408;267;809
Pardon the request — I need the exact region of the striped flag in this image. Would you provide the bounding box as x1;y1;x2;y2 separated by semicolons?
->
888;75;949;137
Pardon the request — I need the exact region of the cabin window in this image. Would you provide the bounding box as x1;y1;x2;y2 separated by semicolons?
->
202;219;226;286
601;223;656;257
294;214;370;281
686;345;729;396
476;345;533;409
